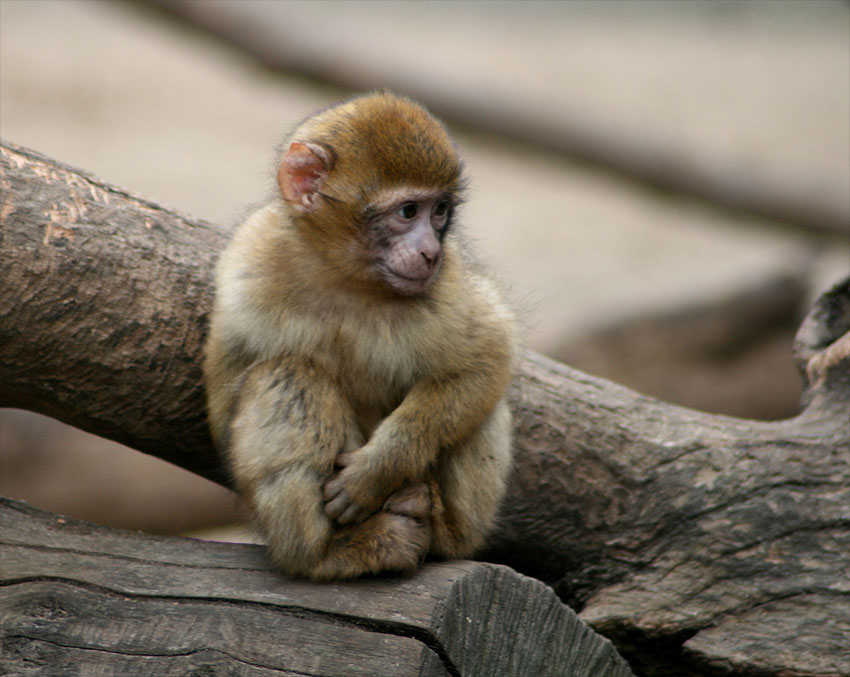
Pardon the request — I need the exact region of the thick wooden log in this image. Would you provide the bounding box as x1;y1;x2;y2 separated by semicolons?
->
1;140;848;676
490;283;850;676
0;142;222;482
0;498;632;676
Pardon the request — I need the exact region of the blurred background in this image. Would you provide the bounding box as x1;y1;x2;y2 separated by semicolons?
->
1;0;848;541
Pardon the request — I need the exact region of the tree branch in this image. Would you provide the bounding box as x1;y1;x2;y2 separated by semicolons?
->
2;140;847;676
0;141;222;481
0;498;632;676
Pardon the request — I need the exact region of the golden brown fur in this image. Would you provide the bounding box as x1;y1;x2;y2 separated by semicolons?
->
204;92;517;580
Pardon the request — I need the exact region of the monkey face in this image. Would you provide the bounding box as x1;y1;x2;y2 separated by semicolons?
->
369;191;451;296
276;93;464;298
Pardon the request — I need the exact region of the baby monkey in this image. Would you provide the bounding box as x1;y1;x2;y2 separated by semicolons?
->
204;92;517;580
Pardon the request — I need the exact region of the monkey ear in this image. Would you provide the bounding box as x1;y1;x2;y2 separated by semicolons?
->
278;142;332;213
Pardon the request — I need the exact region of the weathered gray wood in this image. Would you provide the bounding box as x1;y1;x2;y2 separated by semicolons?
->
496;285;850;676
0;498;632;677
2;140;848;676
1;638;298;677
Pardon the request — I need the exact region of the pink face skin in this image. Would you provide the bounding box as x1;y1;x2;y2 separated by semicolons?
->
277;142;455;297
375;192;451;296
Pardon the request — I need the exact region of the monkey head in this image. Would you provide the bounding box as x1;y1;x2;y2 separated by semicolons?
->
276;92;465;297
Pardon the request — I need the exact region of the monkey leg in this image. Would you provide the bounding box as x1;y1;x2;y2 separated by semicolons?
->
255;469;432;581
229;359;430;580
429;399;513;560
306;482;433;581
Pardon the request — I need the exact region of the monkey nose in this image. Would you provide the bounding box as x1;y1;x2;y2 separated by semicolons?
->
420;247;441;268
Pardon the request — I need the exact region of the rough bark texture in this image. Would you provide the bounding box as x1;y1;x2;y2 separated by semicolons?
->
0;141;222;482
2;140;848;676
0;498;631;677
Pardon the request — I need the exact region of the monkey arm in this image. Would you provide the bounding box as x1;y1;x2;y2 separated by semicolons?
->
385;365;514;453
325;358;514;522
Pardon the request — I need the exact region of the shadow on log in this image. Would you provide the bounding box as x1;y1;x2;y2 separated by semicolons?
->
1;140;848;676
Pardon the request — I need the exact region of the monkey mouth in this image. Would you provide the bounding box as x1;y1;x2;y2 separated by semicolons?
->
391;270;430;282
383;268;433;295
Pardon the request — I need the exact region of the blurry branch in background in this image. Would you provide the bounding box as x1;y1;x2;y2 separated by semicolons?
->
2;140;849;676
149;0;850;239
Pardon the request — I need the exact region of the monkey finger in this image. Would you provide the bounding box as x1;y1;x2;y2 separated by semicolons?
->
323;476;344;501
337;503;369;525
334;451;355;468
324;491;352;520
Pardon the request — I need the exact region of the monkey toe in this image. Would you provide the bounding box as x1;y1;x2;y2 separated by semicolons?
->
378;512;431;572
383;482;431;520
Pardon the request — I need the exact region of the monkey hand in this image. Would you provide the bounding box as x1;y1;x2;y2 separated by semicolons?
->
323;451;386;525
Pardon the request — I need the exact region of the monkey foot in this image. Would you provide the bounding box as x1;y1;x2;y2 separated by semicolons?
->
383;482;431;521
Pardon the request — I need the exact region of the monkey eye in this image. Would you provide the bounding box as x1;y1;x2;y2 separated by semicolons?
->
432;200;450;229
398;203;418;219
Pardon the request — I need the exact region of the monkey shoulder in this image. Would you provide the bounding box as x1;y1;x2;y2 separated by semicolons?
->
212;205;317;354
440;257;517;346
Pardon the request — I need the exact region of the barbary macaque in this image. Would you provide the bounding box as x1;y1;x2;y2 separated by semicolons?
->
203;92;518;580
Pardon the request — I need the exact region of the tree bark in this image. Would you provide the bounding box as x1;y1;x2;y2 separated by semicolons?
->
0;498;631;677
2;140;848;676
